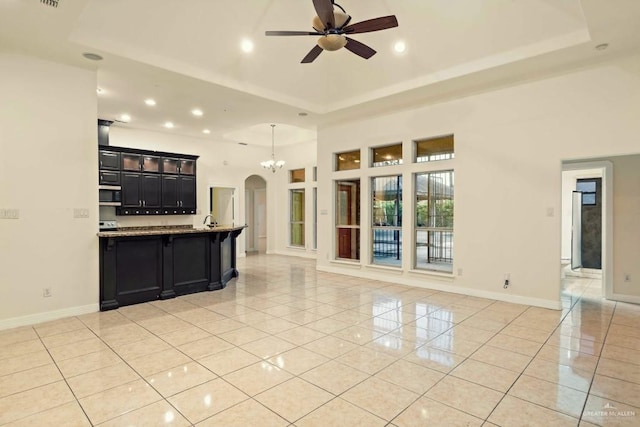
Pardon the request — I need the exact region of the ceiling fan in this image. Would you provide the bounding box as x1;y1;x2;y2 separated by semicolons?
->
265;0;399;63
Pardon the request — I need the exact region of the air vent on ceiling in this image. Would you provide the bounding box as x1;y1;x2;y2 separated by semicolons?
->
40;0;59;8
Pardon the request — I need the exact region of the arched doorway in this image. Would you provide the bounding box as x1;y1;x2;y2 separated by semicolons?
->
244;175;267;254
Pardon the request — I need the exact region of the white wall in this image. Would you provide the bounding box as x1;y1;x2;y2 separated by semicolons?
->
316;53;640;309
0;54;99;329
609;155;640;301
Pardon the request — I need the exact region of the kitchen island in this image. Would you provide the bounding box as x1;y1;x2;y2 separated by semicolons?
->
98;225;245;310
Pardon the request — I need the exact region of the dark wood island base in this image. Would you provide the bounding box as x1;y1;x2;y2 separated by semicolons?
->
98;226;245;311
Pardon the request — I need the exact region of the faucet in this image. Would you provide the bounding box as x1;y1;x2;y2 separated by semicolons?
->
203;214;212;225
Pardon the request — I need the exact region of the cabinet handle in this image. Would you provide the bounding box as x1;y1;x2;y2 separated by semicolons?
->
143;200;146;207
139;200;142;207
100;160;103;167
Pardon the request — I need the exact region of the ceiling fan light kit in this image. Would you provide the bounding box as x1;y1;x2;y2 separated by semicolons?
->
266;0;398;63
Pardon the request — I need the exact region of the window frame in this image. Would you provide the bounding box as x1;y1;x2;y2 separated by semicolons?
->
371;174;403;267
289;188;305;247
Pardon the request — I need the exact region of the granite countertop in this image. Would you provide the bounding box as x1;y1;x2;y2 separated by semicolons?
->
97;224;246;238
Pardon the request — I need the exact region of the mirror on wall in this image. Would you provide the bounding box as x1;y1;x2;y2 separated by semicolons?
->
209;187;235;227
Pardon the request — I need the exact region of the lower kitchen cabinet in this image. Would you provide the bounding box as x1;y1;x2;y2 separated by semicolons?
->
99;227;244;310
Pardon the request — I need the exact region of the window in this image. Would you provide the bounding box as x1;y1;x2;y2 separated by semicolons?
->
576;179;597;206
336;150;361;171
372;175;402;266
415;135;454;163
290;168;305;183
290;189;305;247
336;180;360;260
372;143;403;167
415;170;454;272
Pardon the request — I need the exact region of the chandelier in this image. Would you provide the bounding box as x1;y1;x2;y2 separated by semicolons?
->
260;124;285;173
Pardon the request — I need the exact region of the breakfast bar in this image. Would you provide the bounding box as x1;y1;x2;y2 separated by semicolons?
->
98;225;245;311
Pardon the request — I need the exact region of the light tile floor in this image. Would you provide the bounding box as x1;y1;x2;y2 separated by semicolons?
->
1;255;639;426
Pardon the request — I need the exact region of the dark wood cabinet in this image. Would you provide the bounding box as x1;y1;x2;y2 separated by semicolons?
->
100;146;197;216
180;159;196;175
121;173;161;209
162;157;194;175
162;175;195;213
121;173;142;207
99;150;120;170
180;176;196;208
161;175;179;208
99;170;120;186
142;174;161;208
99;228;244;310
122;153;161;173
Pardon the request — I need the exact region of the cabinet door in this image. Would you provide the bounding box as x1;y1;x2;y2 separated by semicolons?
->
121;173;142;207
162;158;180;174
180;176;196;209
162;175;179;208
179;159;196;175
142;155;161;173
122;153;142;171
99;170;120;185
99;150;120;170
142;174;161;208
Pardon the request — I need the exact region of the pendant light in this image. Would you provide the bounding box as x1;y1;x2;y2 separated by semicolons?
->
260;124;285;172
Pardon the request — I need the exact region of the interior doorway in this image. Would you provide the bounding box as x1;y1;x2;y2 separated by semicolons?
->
561;161;612;299
244;175;267;254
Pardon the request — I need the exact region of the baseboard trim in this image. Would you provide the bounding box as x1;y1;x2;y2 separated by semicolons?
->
316;264;561;310
0;304;99;331
608;293;640;305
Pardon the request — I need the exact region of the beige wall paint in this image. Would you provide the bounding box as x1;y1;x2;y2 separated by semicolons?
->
605;155;640;300
0;54;99;328
316;53;640;309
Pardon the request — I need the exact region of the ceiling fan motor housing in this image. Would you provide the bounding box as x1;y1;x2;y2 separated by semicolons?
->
312;11;350;31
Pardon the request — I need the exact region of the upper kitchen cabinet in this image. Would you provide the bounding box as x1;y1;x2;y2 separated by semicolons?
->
162;157;196;175
99;150;120;171
100;145;198;216
122;153;161;173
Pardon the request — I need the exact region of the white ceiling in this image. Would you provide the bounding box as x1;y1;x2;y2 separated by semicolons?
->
2;0;640;147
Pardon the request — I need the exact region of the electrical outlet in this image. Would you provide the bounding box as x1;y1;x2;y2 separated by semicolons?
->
43;288;52;298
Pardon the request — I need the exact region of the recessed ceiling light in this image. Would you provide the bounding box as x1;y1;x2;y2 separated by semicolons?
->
241;39;254;53
120;114;131;122
595;43;609;51
191;109;203;117
394;41;406;54
238;142;248;146
203;129;211;134
164;122;174;129
144;99;156;106
82;52;103;61
96;87;104;94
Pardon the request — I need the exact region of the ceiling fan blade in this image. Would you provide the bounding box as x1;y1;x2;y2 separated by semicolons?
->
344;37;376;59
301;45;324;63
343;15;398;34
312;0;335;29
266;30;322;36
